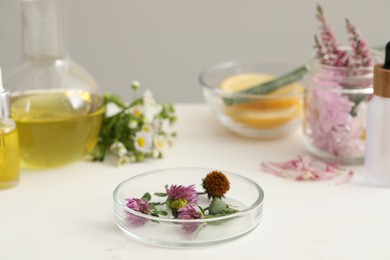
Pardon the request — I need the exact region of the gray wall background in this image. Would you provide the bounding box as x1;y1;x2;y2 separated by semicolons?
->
0;0;389;103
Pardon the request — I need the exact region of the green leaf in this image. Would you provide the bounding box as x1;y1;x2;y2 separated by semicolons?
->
91;142;106;161
154;210;168;216
198;205;206;216
149;202;163;207
141;192;151;201
103;93;126;108
154;192;167;197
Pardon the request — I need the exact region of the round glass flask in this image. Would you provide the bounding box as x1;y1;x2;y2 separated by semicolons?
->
5;0;104;169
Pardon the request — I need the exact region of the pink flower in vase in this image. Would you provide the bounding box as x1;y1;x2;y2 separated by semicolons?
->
307;85;354;156
304;5;374;160
335;102;367;157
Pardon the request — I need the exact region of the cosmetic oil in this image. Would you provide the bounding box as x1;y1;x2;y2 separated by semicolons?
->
11;90;104;169
0;68;20;189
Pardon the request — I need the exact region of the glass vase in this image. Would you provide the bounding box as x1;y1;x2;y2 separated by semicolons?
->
5;0;104;169
302;49;383;164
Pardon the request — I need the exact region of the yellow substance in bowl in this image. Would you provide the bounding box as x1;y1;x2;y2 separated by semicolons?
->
221;73;303;129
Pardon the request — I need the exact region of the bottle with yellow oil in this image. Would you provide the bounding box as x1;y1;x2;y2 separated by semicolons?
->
0;68;20;189
5;0;104;169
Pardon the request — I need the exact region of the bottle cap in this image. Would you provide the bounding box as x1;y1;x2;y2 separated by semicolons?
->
374;42;390;98
0;67;10;118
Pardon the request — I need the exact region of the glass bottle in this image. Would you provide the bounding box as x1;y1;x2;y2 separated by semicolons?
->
5;0;104;169
365;43;390;186
302;48;383;163
0;68;20;189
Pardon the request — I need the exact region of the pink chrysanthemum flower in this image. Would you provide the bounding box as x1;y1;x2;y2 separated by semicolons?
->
125;198;152;226
333;102;367;157
178;205;203;220
306;86;355;156
178;205;203;233
126;198;151;214
166;184;199;204
166;184;199;217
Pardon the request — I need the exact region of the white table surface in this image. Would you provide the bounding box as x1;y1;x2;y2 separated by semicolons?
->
1;104;389;260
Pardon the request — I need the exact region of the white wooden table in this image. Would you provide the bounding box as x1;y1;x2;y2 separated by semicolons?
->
1;104;389;259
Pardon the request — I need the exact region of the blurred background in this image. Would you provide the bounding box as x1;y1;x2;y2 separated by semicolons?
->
0;0;389;103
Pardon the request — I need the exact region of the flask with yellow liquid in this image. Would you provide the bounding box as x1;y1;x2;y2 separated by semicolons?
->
0;68;20;189
6;0;104;169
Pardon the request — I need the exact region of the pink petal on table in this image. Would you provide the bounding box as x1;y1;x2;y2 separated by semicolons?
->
261;155;353;184
334;171;354;185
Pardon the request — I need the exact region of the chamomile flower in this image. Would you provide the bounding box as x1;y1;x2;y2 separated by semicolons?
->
110;141;127;157
143;90;162;123
130;105;143;118
128;119;138;129
91;84;177;165
117;156;130;166
134;131;152;152
154;135;167;152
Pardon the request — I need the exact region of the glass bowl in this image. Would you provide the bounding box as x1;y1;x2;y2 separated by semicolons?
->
113;167;264;247
199;60;304;138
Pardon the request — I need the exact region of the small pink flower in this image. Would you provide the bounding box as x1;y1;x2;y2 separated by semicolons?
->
178;205;203;233
178;205;203;220
166;184;199;204
314;5;372;68
346;19;372;67
316;5;348;67
125;198;151;226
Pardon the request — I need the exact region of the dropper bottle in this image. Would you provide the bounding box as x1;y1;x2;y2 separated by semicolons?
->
365;42;390;187
0;68;20;189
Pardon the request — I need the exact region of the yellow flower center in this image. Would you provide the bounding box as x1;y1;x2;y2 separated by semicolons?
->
137;137;146;147
134;108;142;117
170;199;188;209
155;139;164;149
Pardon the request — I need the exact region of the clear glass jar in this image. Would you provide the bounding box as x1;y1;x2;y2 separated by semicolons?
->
5;0;104;169
302;49;383;163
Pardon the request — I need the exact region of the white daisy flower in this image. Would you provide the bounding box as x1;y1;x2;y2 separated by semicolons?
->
128;119;138;129
160;118;174;134
141;124;153;133
134;131;152;152
152;150;160;159
154;135;167;152
143;90;162;122
110;141;127;157
129;105;143;118
117;156;130;166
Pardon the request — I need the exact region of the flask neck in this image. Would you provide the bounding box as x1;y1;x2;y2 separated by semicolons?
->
0;91;10;118
20;0;67;60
